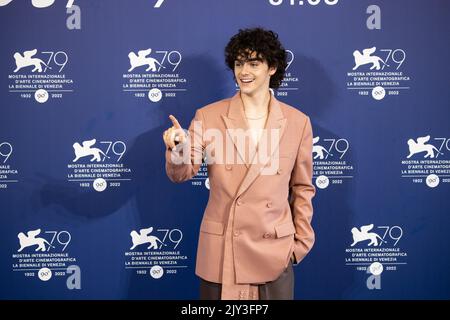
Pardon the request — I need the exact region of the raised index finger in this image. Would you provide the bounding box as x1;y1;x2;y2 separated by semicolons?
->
169;115;182;129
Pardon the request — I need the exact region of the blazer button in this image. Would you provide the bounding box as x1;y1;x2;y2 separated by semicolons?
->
225;164;232;170
266;201;272;208
234;230;240;237
237;199;243;206
263;232;272;239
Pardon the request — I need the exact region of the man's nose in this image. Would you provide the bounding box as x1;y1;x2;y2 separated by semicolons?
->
241;63;250;74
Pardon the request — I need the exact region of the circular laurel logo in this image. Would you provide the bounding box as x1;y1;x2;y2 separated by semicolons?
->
205;178;210;190
369;262;383;276
150;265;164;279
315;175;329;189
426;174;439;188
93;178;107;192
38;267;52;281
372;86;386;100
34;89;49;103
148;88;162;102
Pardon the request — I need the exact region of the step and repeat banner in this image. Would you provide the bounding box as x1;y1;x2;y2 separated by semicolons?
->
0;0;449;300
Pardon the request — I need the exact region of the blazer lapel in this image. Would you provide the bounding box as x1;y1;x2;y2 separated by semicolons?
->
221;93;254;168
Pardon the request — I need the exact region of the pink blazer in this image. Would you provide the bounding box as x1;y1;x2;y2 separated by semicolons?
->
165;92;315;284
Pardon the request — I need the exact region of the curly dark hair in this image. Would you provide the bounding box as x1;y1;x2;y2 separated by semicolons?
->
225;27;287;89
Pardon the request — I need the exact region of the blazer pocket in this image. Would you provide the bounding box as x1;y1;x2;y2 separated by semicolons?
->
200;219;224;236
263;153;294;175
275;222;296;238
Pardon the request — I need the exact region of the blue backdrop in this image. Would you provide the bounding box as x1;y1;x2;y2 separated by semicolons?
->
1;0;449;300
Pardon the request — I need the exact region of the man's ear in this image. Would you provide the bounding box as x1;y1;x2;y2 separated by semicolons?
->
269;65;277;76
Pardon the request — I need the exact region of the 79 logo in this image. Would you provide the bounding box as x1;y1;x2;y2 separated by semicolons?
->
313;137;349;160
39;51;69;72
127;49;181;73
72;140;127;163
428;137;450;158
153;50;182;72
17;229;71;252
0;142;12;163
13;50;69;73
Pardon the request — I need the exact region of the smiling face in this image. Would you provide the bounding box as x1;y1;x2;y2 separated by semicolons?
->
234;50;277;97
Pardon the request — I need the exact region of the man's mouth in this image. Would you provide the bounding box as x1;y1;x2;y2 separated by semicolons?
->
240;79;254;83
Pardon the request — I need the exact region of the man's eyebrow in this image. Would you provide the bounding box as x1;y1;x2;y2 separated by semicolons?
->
235;57;263;63
247;57;262;62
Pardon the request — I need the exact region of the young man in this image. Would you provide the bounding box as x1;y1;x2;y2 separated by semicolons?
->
163;28;315;300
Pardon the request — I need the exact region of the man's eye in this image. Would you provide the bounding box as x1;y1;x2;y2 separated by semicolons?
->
251;62;259;67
